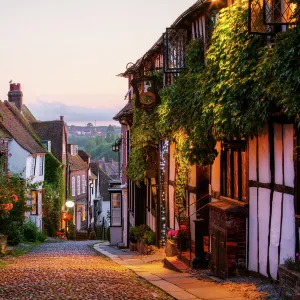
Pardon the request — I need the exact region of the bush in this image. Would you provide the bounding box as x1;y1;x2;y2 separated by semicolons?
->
22;222;39;242
284;257;300;273
6;222;23;246
137;225;151;241
129;226;139;243
105;227;110;241
37;231;47;243
142;230;156;246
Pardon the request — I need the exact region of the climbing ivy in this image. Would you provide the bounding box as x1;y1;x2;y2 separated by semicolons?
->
127;2;300;221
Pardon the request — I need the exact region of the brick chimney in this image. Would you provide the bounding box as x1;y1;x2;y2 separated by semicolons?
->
8;83;23;111
60;116;64;121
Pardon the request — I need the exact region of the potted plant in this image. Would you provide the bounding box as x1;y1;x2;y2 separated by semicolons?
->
177;225;189;252
129;226;139;251
166;229;178;257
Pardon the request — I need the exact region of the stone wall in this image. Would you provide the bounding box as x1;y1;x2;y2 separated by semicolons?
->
278;265;300;299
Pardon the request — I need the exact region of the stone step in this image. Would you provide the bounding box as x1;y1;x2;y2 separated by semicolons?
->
76;231;88;241
164;257;190;273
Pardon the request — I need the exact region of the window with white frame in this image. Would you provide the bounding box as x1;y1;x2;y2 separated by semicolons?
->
39;156;44;176
72;177;75;196
77;176;81;195
31;157;36;176
82;175;85;194
111;192;121;226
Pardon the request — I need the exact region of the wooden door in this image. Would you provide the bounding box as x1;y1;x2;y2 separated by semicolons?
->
211;227;227;278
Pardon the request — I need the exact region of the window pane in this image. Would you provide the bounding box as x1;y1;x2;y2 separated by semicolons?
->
112;193;121;208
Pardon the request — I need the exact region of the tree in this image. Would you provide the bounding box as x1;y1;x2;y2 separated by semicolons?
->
87;122;93;128
105;125;116;143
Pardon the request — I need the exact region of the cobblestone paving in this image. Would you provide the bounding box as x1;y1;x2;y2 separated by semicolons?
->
0;241;173;300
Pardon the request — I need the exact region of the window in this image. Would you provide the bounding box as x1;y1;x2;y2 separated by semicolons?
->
31;157;36;176
111;193;121;226
77;176;81;195
72;177;75;196
82;175;85;194
30;191;37;215
39;156;44;176
221;141;247;201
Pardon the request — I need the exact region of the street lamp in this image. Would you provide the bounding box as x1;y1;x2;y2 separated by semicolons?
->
112;138;121;179
66;200;75;208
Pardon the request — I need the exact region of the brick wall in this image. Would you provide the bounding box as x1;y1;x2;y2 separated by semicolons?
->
278;265;300;299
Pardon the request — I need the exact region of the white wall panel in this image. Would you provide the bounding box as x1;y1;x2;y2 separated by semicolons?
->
249;137;257;181
189;193;197;243
258;188;271;277
258;126;271;183
280;194;295;264
169;185;175;230
269;192;282;279
249;187;258;272
274;124;283;185
283;124;294;187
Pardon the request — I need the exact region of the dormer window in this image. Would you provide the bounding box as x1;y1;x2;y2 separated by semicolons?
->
71;145;78;155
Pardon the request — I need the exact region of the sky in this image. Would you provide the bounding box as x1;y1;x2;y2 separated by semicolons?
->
0;0;196;126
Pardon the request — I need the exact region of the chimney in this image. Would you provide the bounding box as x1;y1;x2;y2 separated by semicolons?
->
8;83;23;111
60;116;64;121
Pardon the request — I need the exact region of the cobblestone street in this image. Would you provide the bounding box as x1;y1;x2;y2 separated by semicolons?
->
0;241;173;300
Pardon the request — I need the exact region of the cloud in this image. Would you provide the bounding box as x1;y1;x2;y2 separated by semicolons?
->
28;101;119;125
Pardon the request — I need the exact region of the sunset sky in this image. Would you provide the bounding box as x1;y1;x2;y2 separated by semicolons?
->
0;0;196;125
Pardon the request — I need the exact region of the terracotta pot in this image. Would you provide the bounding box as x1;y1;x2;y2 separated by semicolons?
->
166;239;178;257
0;234;8;244
129;241;137;251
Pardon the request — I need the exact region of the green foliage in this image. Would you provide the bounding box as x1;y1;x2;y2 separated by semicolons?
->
105;227;110;241
6;222;23;246
37;231;47;243
44;154;65;236
284;257;300;273
22;222;39;242
142;230;156;246
129;226;139;243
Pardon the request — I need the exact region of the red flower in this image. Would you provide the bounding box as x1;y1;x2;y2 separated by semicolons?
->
12;194;18;203
179;225;187;231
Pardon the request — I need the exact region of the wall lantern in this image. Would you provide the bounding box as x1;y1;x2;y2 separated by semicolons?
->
112;139;121;152
131;75;161;110
65;200;75;208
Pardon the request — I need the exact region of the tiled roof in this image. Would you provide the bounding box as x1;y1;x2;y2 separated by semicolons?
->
113;101;133;121
68;153;88;171
0;101;46;154
78;149;91;163
90;160;112;180
22;105;37;123
89;172;97;180
31;120;65;162
0;124;12;139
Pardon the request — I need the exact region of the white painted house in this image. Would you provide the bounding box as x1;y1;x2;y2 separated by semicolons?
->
0;84;47;231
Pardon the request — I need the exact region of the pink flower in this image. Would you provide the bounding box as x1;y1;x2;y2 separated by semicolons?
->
8;153;12;157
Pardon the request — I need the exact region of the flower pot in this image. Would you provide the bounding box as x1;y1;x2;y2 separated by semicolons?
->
129;241;137;251
166;239;178;257
0;234;8;244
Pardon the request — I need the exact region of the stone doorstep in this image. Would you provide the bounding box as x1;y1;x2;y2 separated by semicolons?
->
164;257;190;273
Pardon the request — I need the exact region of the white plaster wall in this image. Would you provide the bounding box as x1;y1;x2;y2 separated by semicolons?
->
280;194;295;264
8;139;28;177
211;142;221;194
169;143;176;182
274;124;283;185
249;187;258;272
258;187;271;277
122;189;128;247
169;185;175;229
258;126;271;183
189;193;197;243
283;124;294;187
269;191;282;279
249;137;257;181
188;165;196;187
